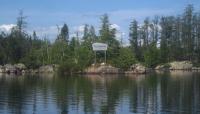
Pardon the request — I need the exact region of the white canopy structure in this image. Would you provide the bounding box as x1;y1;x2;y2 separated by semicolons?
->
92;43;108;64
92;43;108;51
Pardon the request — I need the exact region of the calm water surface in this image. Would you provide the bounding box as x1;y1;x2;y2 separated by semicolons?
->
0;72;200;114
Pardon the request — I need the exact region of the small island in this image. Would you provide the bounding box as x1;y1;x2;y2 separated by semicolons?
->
1;1;200;114
1;5;200;75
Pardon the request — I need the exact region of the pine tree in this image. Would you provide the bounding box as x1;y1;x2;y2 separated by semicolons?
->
83;24;89;41
99;14;111;43
16;10;27;34
159;17;169;63
151;16;159;43
61;24;69;43
143;18;150;47
99;14;120;62
82;25;97;49
182;4;194;60
129;19;141;60
89;26;97;43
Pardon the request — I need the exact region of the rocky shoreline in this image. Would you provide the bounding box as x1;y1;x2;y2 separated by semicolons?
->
155;61;200;71
85;61;200;75
0;61;200;75
0;64;59;75
84;63;149;75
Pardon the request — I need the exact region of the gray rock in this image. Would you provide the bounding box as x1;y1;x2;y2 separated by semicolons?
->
169;61;193;70
97;65;120;74
85;65;121;74
14;63;26;70
0;65;5;73
39;65;54;73
155;64;170;70
4;64;17;73
126;64;146;74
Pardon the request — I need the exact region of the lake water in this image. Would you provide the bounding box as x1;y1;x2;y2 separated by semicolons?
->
0;72;200;114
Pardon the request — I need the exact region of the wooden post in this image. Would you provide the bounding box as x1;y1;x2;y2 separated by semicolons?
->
105;51;107;64
95;51;96;65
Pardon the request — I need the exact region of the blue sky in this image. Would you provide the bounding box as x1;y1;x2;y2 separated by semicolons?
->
0;0;200;43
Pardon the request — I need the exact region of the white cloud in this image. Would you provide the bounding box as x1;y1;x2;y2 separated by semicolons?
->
0;24;16;32
11;8;172;43
110;24;120;30
110;24;127;44
70;25;85;38
77;25;85;33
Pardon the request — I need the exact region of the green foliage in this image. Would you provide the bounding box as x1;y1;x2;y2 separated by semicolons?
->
74;46;93;70
20;49;42;69
1;5;200;73
144;43;160;67
0;33;6;64
129;19;143;61
50;41;68;64
112;47;137;70
58;46;93;74
6;28;31;63
82;25;97;49
58;59;79;74
99;14;120;62
127;4;200;66
56;24;69;43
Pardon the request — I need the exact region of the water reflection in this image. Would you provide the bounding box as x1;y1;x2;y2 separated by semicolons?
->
0;73;200;114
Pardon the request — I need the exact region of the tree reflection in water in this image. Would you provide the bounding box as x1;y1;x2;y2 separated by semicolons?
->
0;72;200;114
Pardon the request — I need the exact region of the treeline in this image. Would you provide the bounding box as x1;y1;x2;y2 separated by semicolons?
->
129;4;200;67
0;11;129;72
0;5;200;72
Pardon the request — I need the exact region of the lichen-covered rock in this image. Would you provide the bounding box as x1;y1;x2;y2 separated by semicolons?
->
97;65;120;74
1;64;58;74
4;64;17;73
85;65;121;74
155;65;163;70
126;64;146;74
38;64;59;73
0;65;5;73
39;65;54;73
169;61;193;70
14;63;26;70
155;64;170;70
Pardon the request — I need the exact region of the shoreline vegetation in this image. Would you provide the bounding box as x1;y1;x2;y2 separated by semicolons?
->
0;61;200;75
1;4;200;75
